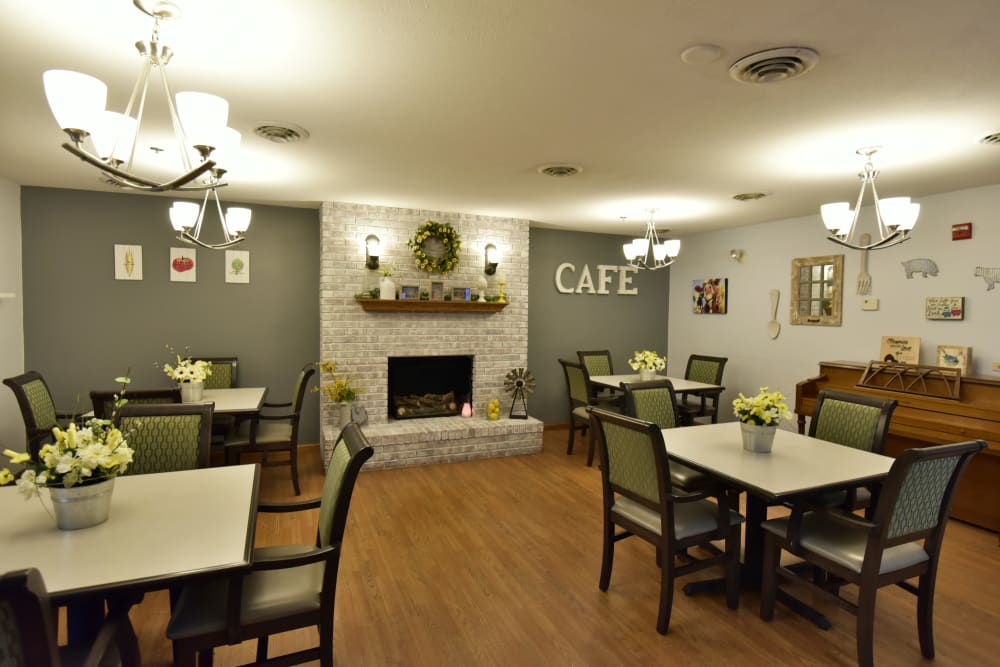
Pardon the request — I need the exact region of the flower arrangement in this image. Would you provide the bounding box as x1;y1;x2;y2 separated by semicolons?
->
407;220;461;274
0;376;134;498
628;350;666;372
163;349;212;383
316;360;358;403
732;387;791;426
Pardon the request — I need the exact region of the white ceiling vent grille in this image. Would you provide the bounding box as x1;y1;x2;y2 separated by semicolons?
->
980;133;1000;145
253;122;310;143
729;47;819;84
537;164;582;177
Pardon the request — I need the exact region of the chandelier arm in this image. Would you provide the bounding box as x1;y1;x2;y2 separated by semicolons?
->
121;57;154;171
190;188;211;239
867;178;895;240
60;143;216;191
825;230;908;251
157;64;195;173
212;187;235;243
178;231;245;250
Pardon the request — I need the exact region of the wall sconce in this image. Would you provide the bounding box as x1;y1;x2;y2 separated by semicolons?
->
484;243;500;275
365;234;381;270
729;249;745;263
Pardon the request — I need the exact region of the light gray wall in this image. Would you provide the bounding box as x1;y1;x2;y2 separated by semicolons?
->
19;187;321;443
669;183;1000;429
528;227;670;423
0;177;25;450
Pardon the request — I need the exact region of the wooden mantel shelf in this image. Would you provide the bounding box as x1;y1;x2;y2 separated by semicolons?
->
356;299;507;313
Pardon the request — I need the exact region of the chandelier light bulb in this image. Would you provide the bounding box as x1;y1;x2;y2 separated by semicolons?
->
224;207;252;235
43;70;107;135
820;202;852;234
90;111;138;163
169;201;200;231
176;91;229;151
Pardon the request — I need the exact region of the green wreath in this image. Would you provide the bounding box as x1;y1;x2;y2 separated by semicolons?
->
407;220;461;274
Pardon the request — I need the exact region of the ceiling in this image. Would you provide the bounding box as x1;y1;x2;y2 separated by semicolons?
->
1;0;999;237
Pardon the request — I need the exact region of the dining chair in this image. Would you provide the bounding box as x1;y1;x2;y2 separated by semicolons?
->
194;356;240;442
677;354;727;424
576;349;622;402
3;371;79;458
588;408;743;634
115;403;213;475
622;380;713;493
559;359;621;466
223;363;316;495
802;389;898;513
167;422;374;667
0;567;139;667
89;387;182;420
760;440;986;667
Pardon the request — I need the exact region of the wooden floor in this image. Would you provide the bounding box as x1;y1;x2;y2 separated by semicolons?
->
119;428;1000;666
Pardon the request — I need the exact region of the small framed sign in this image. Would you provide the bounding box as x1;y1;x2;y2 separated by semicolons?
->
880;336;920;364
431;281;444;300
925;296;964;320
452;287;471;301
399;285;421;300
937;345;971;375
951;222;972;241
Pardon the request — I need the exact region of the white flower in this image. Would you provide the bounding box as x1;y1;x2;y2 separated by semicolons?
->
628;349;666;371
163;354;212;383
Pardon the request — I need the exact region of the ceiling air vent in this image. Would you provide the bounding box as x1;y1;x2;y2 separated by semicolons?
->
537;164;582;177
979;133;1000;145
733;192;768;201
253;122;310;144
729;47;819;84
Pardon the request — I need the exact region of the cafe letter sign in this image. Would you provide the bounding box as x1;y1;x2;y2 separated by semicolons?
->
555;263;639;295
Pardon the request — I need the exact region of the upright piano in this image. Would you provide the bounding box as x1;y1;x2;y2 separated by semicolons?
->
796;360;1000;533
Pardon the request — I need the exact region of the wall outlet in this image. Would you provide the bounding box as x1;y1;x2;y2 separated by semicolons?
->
992;361;1000;372
861;297;880;311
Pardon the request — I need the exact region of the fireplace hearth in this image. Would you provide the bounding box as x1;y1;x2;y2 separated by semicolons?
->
389;355;473;420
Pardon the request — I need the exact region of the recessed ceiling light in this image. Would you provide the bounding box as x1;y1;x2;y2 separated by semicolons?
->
680;44;722;65
733;192;768;201
537;164;582;177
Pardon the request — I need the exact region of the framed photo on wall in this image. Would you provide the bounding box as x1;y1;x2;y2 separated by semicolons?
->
225;250;250;284
170;248;196;282
692;278;727;314
114;244;142;281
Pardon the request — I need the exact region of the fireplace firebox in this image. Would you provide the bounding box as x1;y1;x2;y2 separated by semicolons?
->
388;355;473;420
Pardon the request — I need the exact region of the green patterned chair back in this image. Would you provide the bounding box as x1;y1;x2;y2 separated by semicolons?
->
590;409;669;505
560;359;590;406
624;380;680;429
872;440;985;543
317;422;374;549
200;357;238;390
4;371;66;458
578;350;614;377
116;403;212;475
685;355;727;385
809;389;897;454
90;387;182;420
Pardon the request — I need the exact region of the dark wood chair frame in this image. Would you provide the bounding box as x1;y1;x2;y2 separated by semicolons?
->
169;423;374;667
558;358;591;459
114;402;214;472
225;363;316;495
760;440;986;667
4;370;79;458
89;387;183;420
0;567;139;667
678;354;728;424
576;349;623;402
589;408;742;634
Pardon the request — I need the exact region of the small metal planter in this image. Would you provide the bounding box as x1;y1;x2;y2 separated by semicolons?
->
740;422;777;453
48;477;115;530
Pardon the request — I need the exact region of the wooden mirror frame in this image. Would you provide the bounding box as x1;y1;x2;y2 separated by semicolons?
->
790;254;844;326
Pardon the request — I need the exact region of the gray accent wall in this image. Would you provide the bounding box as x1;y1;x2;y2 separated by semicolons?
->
527;227;670;423
19;187;321;443
0;177;24;451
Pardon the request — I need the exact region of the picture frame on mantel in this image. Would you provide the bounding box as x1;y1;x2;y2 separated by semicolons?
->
880;335;920;364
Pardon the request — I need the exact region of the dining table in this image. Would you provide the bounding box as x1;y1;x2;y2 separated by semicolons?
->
0;464;261;663
660;421;894;627
198;386;267;415
589;373;724;423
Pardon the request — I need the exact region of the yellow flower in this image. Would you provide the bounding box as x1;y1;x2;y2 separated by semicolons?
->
3;449;30;465
0;469;14;485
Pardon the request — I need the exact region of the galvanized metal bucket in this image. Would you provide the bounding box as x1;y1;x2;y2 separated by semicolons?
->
48;477;115;530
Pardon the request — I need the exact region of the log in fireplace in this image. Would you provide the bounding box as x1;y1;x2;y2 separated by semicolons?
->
388;355;473;420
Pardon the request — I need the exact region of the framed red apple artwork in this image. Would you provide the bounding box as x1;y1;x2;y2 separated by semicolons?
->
170;247;197;283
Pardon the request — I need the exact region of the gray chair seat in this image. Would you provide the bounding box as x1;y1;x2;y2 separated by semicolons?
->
225;421;294;447
612;495;743;541
761;513;928;575
167;544;324;638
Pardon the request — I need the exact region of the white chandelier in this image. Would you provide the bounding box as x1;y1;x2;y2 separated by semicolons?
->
821;147;919;251
622;209;681;270
42;1;250;249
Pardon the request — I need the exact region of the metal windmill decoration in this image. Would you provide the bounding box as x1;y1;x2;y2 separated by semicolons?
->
503;367;536;419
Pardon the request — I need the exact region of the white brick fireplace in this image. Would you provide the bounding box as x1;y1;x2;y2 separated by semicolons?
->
318;201;542;469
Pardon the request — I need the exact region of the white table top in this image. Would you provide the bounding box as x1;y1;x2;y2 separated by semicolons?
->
200;387;267;414
590;374;722;394
662;422;893;501
0;464;260;602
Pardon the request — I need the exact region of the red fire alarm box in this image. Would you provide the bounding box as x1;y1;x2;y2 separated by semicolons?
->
952;222;973;240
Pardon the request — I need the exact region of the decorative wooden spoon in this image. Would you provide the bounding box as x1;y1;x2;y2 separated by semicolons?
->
767;289;781;339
